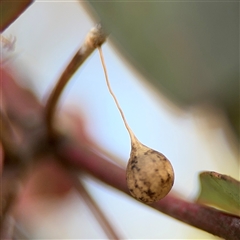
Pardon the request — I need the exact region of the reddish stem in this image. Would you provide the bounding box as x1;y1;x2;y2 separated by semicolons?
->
56;140;240;240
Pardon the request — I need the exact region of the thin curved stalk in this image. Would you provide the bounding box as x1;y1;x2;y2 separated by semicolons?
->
73;175;122;239
98;46;137;144
45;24;106;138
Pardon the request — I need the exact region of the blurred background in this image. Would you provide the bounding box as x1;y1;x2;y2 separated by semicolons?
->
1;1;239;239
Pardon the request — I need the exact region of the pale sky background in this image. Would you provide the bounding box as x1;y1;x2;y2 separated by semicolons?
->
2;1;238;239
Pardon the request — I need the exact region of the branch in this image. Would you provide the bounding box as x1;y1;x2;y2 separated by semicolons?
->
2;31;239;240
45;24;106;138
56;139;240;240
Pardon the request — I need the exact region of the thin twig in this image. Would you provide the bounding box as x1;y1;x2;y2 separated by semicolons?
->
72;175;122;239
45;24;106;138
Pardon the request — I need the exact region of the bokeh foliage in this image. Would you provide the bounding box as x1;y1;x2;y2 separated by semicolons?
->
86;1;239;138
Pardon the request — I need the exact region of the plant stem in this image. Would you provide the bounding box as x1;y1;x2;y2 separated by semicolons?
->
98;46;138;145
56;139;240;240
73;175;122;239
3;35;239;240
45;24;106;138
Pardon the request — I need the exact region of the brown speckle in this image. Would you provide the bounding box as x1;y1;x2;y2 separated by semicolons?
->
126;141;174;204
145;189;155;198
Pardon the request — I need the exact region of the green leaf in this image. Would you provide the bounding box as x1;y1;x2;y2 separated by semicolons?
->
85;2;239;138
197;171;240;216
0;0;33;32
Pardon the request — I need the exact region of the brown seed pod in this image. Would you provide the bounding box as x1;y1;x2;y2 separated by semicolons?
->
98;46;174;204
126;135;174;204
